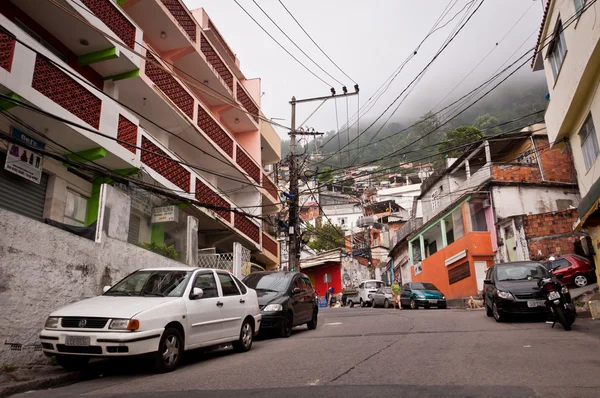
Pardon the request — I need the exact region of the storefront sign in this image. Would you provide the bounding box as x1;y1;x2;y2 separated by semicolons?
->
4;128;45;184
151;205;179;223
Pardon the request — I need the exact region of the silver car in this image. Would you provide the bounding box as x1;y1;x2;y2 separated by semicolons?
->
372;286;395;308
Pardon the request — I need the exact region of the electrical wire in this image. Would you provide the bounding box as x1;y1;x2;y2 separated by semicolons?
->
233;0;333;87
277;0;356;84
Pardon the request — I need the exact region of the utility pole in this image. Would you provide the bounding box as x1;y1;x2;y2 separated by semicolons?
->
287;86;359;272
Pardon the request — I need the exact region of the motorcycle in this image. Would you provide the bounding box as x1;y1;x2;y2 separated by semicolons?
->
538;275;576;331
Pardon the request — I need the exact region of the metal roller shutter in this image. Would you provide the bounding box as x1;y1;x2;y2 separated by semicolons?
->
0;152;48;220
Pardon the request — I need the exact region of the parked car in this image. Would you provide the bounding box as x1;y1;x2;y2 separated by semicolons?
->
482;261;571;322
40;267;261;372
372;286;394;308
542;254;596;287
345;280;385;307
400;282;447;309
242;271;318;337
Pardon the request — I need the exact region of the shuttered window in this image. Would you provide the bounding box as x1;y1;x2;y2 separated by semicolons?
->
128;213;141;244
0;152;48;220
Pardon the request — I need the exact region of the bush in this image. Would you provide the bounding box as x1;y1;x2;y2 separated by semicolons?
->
138;242;178;259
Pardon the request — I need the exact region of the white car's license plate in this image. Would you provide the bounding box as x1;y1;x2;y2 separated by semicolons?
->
65;336;90;346
527;300;546;308
429;299;438;304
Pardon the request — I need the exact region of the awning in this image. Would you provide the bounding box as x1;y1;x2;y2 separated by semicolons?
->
576;178;600;229
300;249;342;270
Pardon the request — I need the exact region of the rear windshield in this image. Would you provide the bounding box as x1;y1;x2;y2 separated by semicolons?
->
365;281;383;289
411;283;438;291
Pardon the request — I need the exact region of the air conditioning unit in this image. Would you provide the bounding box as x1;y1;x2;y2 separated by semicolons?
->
482;199;491;208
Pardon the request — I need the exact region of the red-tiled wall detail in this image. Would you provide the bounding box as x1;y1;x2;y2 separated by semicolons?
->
32;56;101;129
197;105;233;157
160;0;196;42
236;148;260;183
200;35;233;90
117;115;138;154
263;174;278;200
262;233;278;257
195;179;231;222
81;0;135;48
141;136;190;192
145;53;194;119
235;213;260;243
236;84;259;123
0;31;16;71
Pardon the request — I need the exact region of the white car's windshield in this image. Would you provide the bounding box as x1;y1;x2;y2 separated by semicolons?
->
105;270;192;297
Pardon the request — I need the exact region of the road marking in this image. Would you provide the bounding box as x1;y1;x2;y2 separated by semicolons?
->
325;322;342;325
523;345;531;348
309;379;320;386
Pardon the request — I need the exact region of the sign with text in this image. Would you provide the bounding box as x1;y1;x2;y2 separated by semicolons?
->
151;205;179;223
4;128;45;184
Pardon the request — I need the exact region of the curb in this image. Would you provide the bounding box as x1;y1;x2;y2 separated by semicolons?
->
0;371;79;398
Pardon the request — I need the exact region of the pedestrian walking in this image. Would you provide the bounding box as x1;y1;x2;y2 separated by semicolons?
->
391;279;401;310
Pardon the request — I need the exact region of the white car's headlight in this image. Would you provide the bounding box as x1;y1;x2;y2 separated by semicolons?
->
45;317;59;328
109;319;139;331
497;291;514;300
263;304;283;312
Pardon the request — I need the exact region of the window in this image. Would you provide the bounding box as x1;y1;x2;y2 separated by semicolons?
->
218;273;240;296
428;240;438;256
231;274;247;294
574;0;587;14
64;190;88;226
469;202;488;232
194;273;219;298
431;190;441;210
548;20;567;79
301;277;313;290
579;115;599;170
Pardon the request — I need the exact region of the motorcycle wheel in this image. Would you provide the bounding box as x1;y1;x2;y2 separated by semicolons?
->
554;305;571;331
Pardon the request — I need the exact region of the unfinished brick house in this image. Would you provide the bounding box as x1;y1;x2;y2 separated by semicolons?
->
388;124;586;299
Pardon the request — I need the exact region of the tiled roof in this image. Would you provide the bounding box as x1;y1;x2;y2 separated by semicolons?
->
531;0;553;68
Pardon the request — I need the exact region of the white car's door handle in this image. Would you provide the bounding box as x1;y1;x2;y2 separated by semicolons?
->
239;299;245;304
216;301;224;307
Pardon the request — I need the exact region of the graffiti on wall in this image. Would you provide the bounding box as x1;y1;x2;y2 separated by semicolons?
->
341;259;371;289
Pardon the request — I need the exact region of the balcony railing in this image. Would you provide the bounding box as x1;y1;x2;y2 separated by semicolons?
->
141;136;191;192
160;0;197;42
392;218;423;247
262;173;279;201
262;232;278;257
491;163;542;184
236;148;261;183
200;34;233;90
195;179;231;223
235;213;260;244
196;104;234;157
81;0;136;48
32;55;102;129
0;31;16;72
236;84;259;123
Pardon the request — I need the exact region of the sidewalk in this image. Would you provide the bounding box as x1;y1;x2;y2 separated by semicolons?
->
0;365;77;398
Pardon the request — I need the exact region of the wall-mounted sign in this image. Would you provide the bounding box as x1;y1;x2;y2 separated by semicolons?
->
323;273;331;283
151;205;179;223
4;128;45;184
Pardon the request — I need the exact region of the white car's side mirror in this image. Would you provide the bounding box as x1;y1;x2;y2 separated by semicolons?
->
102;286;111;293
191;288;204;299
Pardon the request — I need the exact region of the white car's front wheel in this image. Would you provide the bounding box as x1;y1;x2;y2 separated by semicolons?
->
233;319;254;353
155;327;183;373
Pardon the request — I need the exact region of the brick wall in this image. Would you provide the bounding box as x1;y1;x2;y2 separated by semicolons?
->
535;137;576;183
523;209;582;260
0;31;15;72
492;164;542;183
81;0;135;48
160;0;196;42
117;115;138;154
523;209;578;238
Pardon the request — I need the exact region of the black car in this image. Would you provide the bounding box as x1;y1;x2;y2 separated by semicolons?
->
483;261;570;322
243;271;318;337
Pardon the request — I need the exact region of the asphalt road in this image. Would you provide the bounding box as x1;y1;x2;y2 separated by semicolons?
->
14;307;600;397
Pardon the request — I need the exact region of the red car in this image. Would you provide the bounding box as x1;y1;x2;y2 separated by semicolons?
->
544;254;596;287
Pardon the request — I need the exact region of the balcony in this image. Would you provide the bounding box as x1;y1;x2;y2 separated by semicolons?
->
260;117;282;166
10;0;141;80
0;15;140;170
391;217;423;247
120;0;260;132
254;232;279;267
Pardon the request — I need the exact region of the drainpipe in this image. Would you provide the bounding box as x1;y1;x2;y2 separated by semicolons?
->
531;136;545;182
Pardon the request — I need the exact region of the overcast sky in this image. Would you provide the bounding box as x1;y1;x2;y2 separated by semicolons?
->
183;0;546;138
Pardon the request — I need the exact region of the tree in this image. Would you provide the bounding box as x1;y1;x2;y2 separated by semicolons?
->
306;223;346;251
473;114;501;135
317;167;333;183
437;126;485;157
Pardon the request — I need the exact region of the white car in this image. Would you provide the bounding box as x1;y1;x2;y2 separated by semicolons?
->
40;267;261;372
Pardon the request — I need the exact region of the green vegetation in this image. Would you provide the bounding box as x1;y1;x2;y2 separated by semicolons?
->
138;242;178;259
437;126;485;157
306;222;346;251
